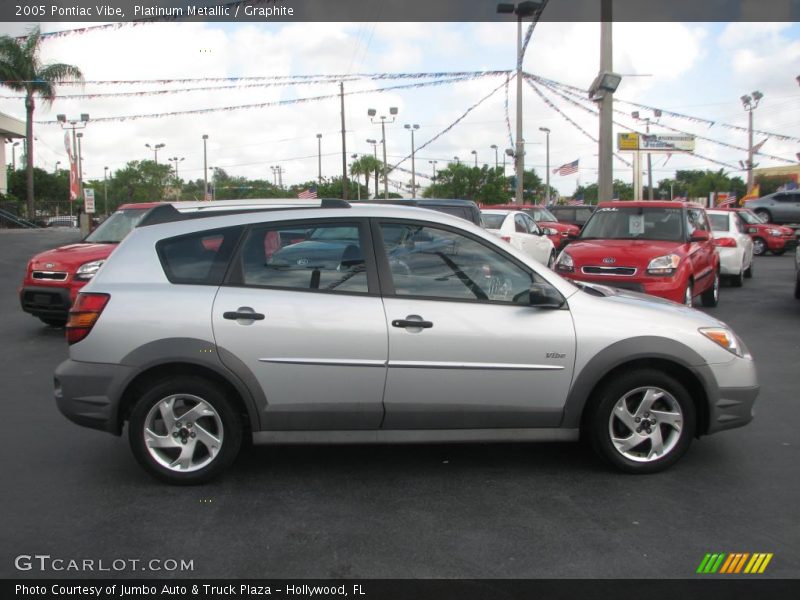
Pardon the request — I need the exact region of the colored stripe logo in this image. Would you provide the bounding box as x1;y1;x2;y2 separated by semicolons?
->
697;553;773;574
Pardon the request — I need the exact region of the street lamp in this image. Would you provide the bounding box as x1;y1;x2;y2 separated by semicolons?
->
271;165;284;188
56;113;89;214
202;135;209;201
169;157;185;195
470;149;478;167
368;106;398;200
632;110;661;199
539;127;551;205
741;91;763;191
54;160;61;174
490;144;499;170
497;0;542;204
145;142;165;164
11;141;19;170
428;160;438;190
316;133;323;183
404;124;419;197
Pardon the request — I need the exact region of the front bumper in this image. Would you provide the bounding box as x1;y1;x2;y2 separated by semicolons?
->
559;272;685;303
766;235;798;253
20;285;72;319
705;357;759;434
54;359;136;435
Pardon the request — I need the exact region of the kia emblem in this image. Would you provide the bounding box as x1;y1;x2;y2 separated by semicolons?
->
602;257;616;264
45;263;55;269
297;258;309;265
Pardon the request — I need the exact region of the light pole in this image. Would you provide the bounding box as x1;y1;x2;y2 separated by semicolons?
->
366;139;379;199
316;133;322;183
428;160;438;191
490;144;499;170
368;106;398;200
539;127;550;205
103;166;108;216
741;91;763;190
11;141;19;170
351;153;360;200
632;110;662;200
454;156;460;165
54;160;61;174
497;1;541;205
471;149;478;167
169;157;184;199
202;135;209;201
271;165;284;188
145;142;165;164
404;124;419;197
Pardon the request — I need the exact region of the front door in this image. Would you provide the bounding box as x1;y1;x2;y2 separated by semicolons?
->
375;220;576;430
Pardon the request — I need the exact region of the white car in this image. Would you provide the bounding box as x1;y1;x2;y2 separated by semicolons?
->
707;209;754;287
481;209;556;267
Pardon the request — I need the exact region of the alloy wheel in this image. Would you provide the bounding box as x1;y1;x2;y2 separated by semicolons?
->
608;386;684;462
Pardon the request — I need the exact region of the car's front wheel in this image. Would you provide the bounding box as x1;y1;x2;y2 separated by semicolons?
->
128;376;242;485
587;369;696;473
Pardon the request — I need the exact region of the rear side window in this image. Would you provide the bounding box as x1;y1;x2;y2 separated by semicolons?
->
708;214;730;232
157;226;243;285
234;222;369;294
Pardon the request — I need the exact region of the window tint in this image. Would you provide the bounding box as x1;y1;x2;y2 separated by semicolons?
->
708;214;730;232
514;214;529;233
379;223;537;303
158;227;241;285
238;222;368;293
522;213;540;234
481;213;506;229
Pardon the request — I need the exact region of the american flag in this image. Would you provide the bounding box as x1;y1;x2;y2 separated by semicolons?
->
553;159;579;176
568;199;584;206
717;193;737;208
298;186;318;199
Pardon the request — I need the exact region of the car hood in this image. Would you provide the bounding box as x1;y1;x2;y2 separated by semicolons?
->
29;243;115;271
564;239;688;267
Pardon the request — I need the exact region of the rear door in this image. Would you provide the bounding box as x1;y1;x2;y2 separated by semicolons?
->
212;218;388;430
686;208;715;292
374;219;576;429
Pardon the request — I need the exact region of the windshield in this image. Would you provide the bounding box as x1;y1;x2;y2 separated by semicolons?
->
523;207;557;222
708;214;730;231
738;210;764;225
481;213;506;229
84;209;149;243
580;207;685;241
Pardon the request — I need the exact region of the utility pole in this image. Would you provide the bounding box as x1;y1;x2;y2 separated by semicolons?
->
202;135;209;200
316;133;322;183
340;82;348;200
405;124;419;197
598;0;614;203
429;160;438;189
366;139;379;199
103;166;108;216
539;127;550;205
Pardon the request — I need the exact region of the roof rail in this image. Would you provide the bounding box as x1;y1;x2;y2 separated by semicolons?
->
137;199;351;228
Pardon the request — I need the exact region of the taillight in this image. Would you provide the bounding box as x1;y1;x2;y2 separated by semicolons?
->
714;237;737;248
500;235;512;243
66;293;110;345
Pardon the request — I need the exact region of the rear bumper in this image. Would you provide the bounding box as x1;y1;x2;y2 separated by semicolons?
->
54;359;135;435
716;248;744;276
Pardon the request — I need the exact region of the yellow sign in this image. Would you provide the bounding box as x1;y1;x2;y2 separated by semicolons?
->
618;133;640;151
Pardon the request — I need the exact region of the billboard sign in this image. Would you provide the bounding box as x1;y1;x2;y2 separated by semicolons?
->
618;133;695;152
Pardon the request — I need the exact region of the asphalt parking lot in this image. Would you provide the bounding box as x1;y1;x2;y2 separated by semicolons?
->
1;228;798;579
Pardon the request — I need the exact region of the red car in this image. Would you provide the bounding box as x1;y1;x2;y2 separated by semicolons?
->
554;201;720;307
721;207;797;256
483;204;580;250
19;202;163;326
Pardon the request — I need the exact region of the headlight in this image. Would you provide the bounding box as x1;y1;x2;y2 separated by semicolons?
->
75;260;105;281
767;228;782;237
646;253;681;276
699;327;749;358
555;251;574;273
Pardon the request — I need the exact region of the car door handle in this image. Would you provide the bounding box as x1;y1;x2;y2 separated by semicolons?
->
392;318;433;329
223;309;265;321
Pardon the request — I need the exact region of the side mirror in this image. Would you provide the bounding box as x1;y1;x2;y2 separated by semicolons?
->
690;230;710;242
529;283;565;309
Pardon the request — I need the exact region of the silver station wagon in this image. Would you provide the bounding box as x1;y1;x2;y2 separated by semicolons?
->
54;200;759;484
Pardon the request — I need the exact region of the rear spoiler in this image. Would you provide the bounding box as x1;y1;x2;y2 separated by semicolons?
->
137;199;350;228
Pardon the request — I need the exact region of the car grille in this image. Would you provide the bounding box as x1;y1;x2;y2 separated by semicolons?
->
581;266;637;276
32;271;68;281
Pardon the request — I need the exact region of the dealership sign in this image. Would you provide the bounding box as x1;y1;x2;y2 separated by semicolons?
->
617;133;696;152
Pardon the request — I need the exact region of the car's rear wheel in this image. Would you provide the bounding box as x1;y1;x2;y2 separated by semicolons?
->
752;237;766;256
731;268;744;287
701;271;720;307
128;376;242;485
754;209;771;223
744;260;753;278
587;369;695;473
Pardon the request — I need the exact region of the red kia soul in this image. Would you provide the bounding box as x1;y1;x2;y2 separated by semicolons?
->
19;203;162;326
554;201;720;307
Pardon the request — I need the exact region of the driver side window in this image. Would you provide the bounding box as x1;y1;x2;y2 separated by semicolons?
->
379;222;538;303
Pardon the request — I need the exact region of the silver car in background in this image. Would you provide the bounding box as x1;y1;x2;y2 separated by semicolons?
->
54;201;759;484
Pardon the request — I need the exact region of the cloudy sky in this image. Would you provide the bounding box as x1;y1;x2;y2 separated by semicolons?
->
0;19;798;197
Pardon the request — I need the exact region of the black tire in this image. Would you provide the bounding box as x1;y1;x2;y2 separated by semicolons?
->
701;270;720;307
586;368;696;474
752;237;767;256
754;209;771;223
682;281;693;307
730;269;744;287
40;317;66;327
772;248;786;256
744;260;753;279
128;376;242;485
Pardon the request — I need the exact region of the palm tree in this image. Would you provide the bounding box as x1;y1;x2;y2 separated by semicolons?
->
0;26;83;218
351;155;382;198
